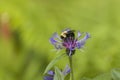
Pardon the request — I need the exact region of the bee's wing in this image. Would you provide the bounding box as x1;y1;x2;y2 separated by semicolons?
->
62;28;71;32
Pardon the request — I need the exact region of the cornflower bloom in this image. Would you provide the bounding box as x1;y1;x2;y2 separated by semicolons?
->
44;65;70;80
50;28;90;56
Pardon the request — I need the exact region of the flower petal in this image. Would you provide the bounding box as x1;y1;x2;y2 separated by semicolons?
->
50;37;63;49
52;32;61;40
54;44;63;49
44;76;53;80
76;32;90;49
48;71;54;75
76;42;82;49
84;32;90;40
62;65;71;76
50;37;57;45
77;31;82;38
49;32;64;50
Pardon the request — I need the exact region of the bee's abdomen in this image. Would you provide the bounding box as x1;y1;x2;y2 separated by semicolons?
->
66;31;75;38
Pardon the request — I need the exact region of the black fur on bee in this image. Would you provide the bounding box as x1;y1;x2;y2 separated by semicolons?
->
60;30;75;40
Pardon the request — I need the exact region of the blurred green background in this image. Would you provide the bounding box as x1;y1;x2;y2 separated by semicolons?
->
0;0;120;80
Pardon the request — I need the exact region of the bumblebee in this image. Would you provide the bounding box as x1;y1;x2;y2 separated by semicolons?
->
60;29;75;40
60;29;75;56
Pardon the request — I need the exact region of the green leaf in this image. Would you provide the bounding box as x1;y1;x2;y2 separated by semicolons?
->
81;77;92;80
53;67;64;80
43;53;65;74
93;73;111;80
111;68;120;80
64;73;70;80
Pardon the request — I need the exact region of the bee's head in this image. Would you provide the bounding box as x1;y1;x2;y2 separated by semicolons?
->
60;31;68;39
60;30;75;39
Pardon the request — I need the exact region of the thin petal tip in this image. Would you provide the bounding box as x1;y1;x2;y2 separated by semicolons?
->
86;32;91;39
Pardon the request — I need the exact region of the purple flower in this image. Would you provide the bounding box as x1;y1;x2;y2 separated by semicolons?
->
44;71;54;80
50;28;90;56
44;65;70;80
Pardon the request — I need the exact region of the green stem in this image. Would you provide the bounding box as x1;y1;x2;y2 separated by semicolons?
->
69;56;74;80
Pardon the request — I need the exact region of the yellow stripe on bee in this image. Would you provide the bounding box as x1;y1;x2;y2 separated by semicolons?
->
61;31;67;38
